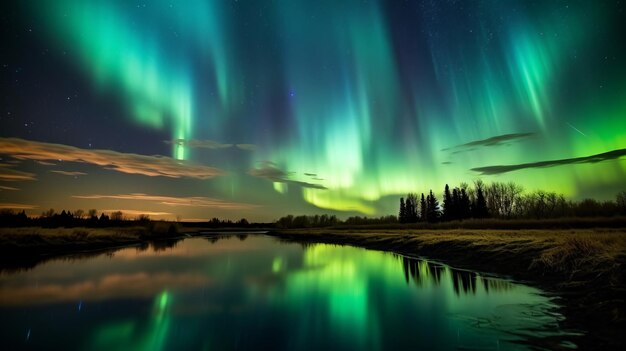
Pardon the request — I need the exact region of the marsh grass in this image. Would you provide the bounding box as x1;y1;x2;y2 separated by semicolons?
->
0;226;148;248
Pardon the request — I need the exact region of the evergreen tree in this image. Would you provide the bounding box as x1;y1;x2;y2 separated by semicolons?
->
399;197;406;223
442;184;452;221
419;193;427;221
473;186;489;218
426;190;440;222
452;188;460;220
460;188;471;219
406;193;419;222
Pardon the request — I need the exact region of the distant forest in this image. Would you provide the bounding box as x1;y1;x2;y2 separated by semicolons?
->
397;180;626;223
1;180;625;229
0;209;255;229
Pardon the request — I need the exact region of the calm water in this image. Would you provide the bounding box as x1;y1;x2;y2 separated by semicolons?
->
0;234;576;350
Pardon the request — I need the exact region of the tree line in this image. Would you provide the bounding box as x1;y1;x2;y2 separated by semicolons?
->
399;180;626;223
0;209;256;228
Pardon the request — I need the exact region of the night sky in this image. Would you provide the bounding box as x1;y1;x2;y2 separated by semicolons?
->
1;0;625;221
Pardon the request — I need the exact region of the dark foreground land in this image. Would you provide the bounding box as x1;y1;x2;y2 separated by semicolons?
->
269;228;625;350
1;225;624;349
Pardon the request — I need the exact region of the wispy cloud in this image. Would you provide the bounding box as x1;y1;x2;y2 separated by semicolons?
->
99;209;173;217
165;139;257;151
235;144;257;151
0;185;19;191
0;137;225;179
444;132;535;151
50;170;87;176
73;193;258;210
0;163;36;181
249;162;327;189
471;148;626;175
0;203;38;210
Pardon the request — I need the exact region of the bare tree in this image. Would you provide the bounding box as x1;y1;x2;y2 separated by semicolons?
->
110;211;124;221
74;209;85;219
136;214;150;222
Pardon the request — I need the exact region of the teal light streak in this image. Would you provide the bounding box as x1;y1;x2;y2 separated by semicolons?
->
32;0;234;159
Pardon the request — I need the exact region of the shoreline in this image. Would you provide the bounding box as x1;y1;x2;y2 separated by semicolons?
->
268;228;625;350
0;226;268;272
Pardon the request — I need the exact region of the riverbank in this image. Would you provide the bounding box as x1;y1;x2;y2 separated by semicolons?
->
0;226;270;271
268;228;625;350
0;224;207;270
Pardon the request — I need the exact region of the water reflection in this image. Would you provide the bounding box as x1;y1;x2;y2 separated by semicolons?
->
0;235;576;350
399;255;514;296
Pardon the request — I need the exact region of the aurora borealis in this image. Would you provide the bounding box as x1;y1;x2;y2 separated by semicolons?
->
1;0;625;220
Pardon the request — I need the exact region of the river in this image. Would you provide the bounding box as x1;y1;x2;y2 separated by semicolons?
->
0;234;577;350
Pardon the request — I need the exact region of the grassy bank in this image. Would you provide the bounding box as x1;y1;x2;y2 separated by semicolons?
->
269;228;626;350
0;221;189;254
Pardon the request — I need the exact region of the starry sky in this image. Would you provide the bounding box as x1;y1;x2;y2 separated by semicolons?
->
1;0;625;221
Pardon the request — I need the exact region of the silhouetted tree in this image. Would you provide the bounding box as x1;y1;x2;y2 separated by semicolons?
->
442;184;452;220
406;193;419;222
473;182;489;218
88;209;98;220
459;188;471;219
110;211;124;221
451;187;460;220
419;193;427;221
136;214;150;222
617;191;626;215
399;197;407;223
426;190;440;222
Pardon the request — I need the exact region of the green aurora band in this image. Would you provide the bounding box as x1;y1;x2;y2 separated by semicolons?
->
24;0;626;215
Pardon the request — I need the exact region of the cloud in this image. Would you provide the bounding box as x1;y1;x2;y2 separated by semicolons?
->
0;185;19;191
36;161;56;166
73;193;258;210
0;163;36;181
445;132;535;151
0;137;225;179
249;163;327;189
0;203;38;210
304;173;317;177
50;170;87;176
165;139;257;151
99;209;173;217
471;148;626;175
235;144;257;151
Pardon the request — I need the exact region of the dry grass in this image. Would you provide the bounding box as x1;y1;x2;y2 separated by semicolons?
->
0;226;147;248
